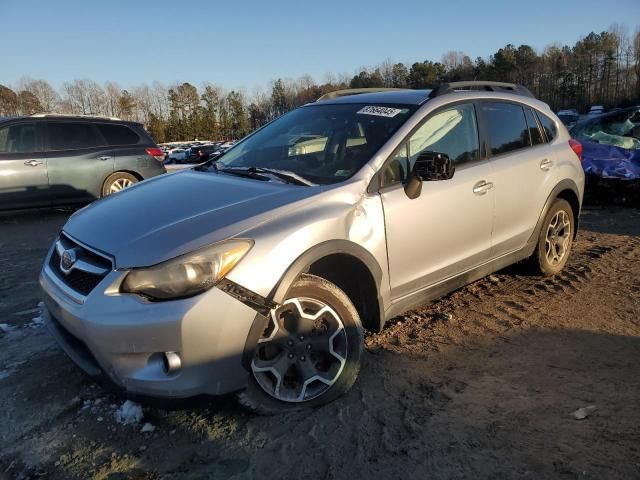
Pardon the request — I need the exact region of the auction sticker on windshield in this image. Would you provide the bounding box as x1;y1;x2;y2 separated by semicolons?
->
357;106;404;118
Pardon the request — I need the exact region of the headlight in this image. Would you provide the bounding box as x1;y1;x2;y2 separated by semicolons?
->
120;239;253;300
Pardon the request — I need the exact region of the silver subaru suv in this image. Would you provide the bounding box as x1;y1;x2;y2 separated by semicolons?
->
40;82;585;414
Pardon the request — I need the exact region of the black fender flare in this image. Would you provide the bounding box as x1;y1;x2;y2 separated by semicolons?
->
526;178;582;254
240;240;385;370
267;239;383;304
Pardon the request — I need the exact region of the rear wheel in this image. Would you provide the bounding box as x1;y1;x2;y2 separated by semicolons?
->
102;172;138;197
238;274;364;414
530;198;574;276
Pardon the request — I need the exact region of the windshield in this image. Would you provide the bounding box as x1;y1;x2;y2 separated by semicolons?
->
207;103;417;185
572;108;640;151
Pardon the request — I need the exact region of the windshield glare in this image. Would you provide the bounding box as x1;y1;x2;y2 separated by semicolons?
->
214;103;417;185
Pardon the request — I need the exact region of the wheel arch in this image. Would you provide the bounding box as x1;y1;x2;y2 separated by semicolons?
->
268;240;385;333
528;178;582;249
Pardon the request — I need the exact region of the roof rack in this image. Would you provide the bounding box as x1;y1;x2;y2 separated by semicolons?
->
428;81;535;99
30;113;122;121
317;88;408;101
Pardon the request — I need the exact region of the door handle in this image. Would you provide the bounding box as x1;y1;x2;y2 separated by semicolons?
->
24;160;43;167
473;180;494;195
540;158;553;171
98;155;112;161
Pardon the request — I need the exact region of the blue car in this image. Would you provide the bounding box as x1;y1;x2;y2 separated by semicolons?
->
570;107;640;181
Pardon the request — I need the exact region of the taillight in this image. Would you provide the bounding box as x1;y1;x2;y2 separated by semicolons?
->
145;147;165;162
568;139;582;161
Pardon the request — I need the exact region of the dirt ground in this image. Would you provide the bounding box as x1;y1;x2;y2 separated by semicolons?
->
0;206;639;480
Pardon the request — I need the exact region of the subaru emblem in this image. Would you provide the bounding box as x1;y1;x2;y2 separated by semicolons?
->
60;249;77;272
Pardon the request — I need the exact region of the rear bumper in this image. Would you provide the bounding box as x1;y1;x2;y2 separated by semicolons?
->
40;264;259;399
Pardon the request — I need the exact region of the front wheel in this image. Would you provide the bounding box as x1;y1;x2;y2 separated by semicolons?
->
530;198;574;276
238;274;364;414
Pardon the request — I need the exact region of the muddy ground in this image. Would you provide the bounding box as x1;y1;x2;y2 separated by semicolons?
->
0;206;639;480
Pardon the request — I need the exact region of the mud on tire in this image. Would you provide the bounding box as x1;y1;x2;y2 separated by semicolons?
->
530;198;575;276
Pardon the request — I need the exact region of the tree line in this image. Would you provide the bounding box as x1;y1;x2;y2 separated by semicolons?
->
1;25;638;143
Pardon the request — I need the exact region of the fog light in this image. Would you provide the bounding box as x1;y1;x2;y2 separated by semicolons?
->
162;351;181;375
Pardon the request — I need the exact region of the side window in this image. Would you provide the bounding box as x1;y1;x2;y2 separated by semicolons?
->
97;124;140;146
408;104;479;165
524;108;544;145
381;103;479;187
536;112;558;142
0;124;37;153
47;122;102;150
480;102;530;155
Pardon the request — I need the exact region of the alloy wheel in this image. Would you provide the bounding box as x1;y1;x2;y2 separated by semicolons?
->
545;210;571;266
109;178;134;194
251;297;348;403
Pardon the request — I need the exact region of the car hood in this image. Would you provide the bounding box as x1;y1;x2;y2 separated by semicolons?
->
63;170;321;267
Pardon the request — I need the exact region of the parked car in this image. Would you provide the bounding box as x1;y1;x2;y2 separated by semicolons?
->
41;82;584;414
166;148;190;162
587;105;605;118
557;109;580;128
570;106;640;180
186;144;223;163
0;114;165;210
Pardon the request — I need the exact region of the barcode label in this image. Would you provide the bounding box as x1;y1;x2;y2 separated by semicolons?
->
356;106;403;118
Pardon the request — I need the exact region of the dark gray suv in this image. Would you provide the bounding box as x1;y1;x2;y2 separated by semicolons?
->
0;114;166;210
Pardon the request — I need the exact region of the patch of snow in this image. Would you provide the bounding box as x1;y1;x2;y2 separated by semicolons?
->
26;303;47;328
140;422;156;433
0;369;13;380
30;316;45;328
0;323;15;333
114;400;143;425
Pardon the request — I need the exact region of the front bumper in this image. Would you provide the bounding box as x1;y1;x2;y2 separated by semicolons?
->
40;258;260;399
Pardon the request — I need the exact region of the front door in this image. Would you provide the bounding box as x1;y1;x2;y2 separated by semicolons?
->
380;103;494;300
0;122;50;209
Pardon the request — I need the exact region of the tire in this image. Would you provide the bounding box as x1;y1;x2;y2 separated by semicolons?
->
238;274;364;415
101;172;138;197
529;198;574;276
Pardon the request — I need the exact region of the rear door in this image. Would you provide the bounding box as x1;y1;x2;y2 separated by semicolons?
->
478;102;558;257
0;121;50;210
44;121;115;204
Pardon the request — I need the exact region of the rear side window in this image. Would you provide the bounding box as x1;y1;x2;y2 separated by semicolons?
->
0;124;37;153
536;112;558;142
524;108;544;146
480;102;529;156
96;124;140;145
47;122;101;150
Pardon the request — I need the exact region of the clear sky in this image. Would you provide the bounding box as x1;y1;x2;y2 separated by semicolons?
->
2;0;638;91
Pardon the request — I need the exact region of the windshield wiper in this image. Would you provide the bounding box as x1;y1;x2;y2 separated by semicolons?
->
248;167;316;186
216;166;270;181
198;164;315;186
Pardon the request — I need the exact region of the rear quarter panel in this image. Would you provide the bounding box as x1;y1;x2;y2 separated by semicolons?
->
114;147;166;180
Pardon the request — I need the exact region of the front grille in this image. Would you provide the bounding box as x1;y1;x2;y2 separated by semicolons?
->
49;234;112;296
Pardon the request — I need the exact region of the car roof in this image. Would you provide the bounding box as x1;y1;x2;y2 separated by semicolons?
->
314;89;432;106
0;114;142;126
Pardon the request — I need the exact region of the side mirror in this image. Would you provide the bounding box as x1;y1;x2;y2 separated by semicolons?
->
413;151;455;181
403;151;455;199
